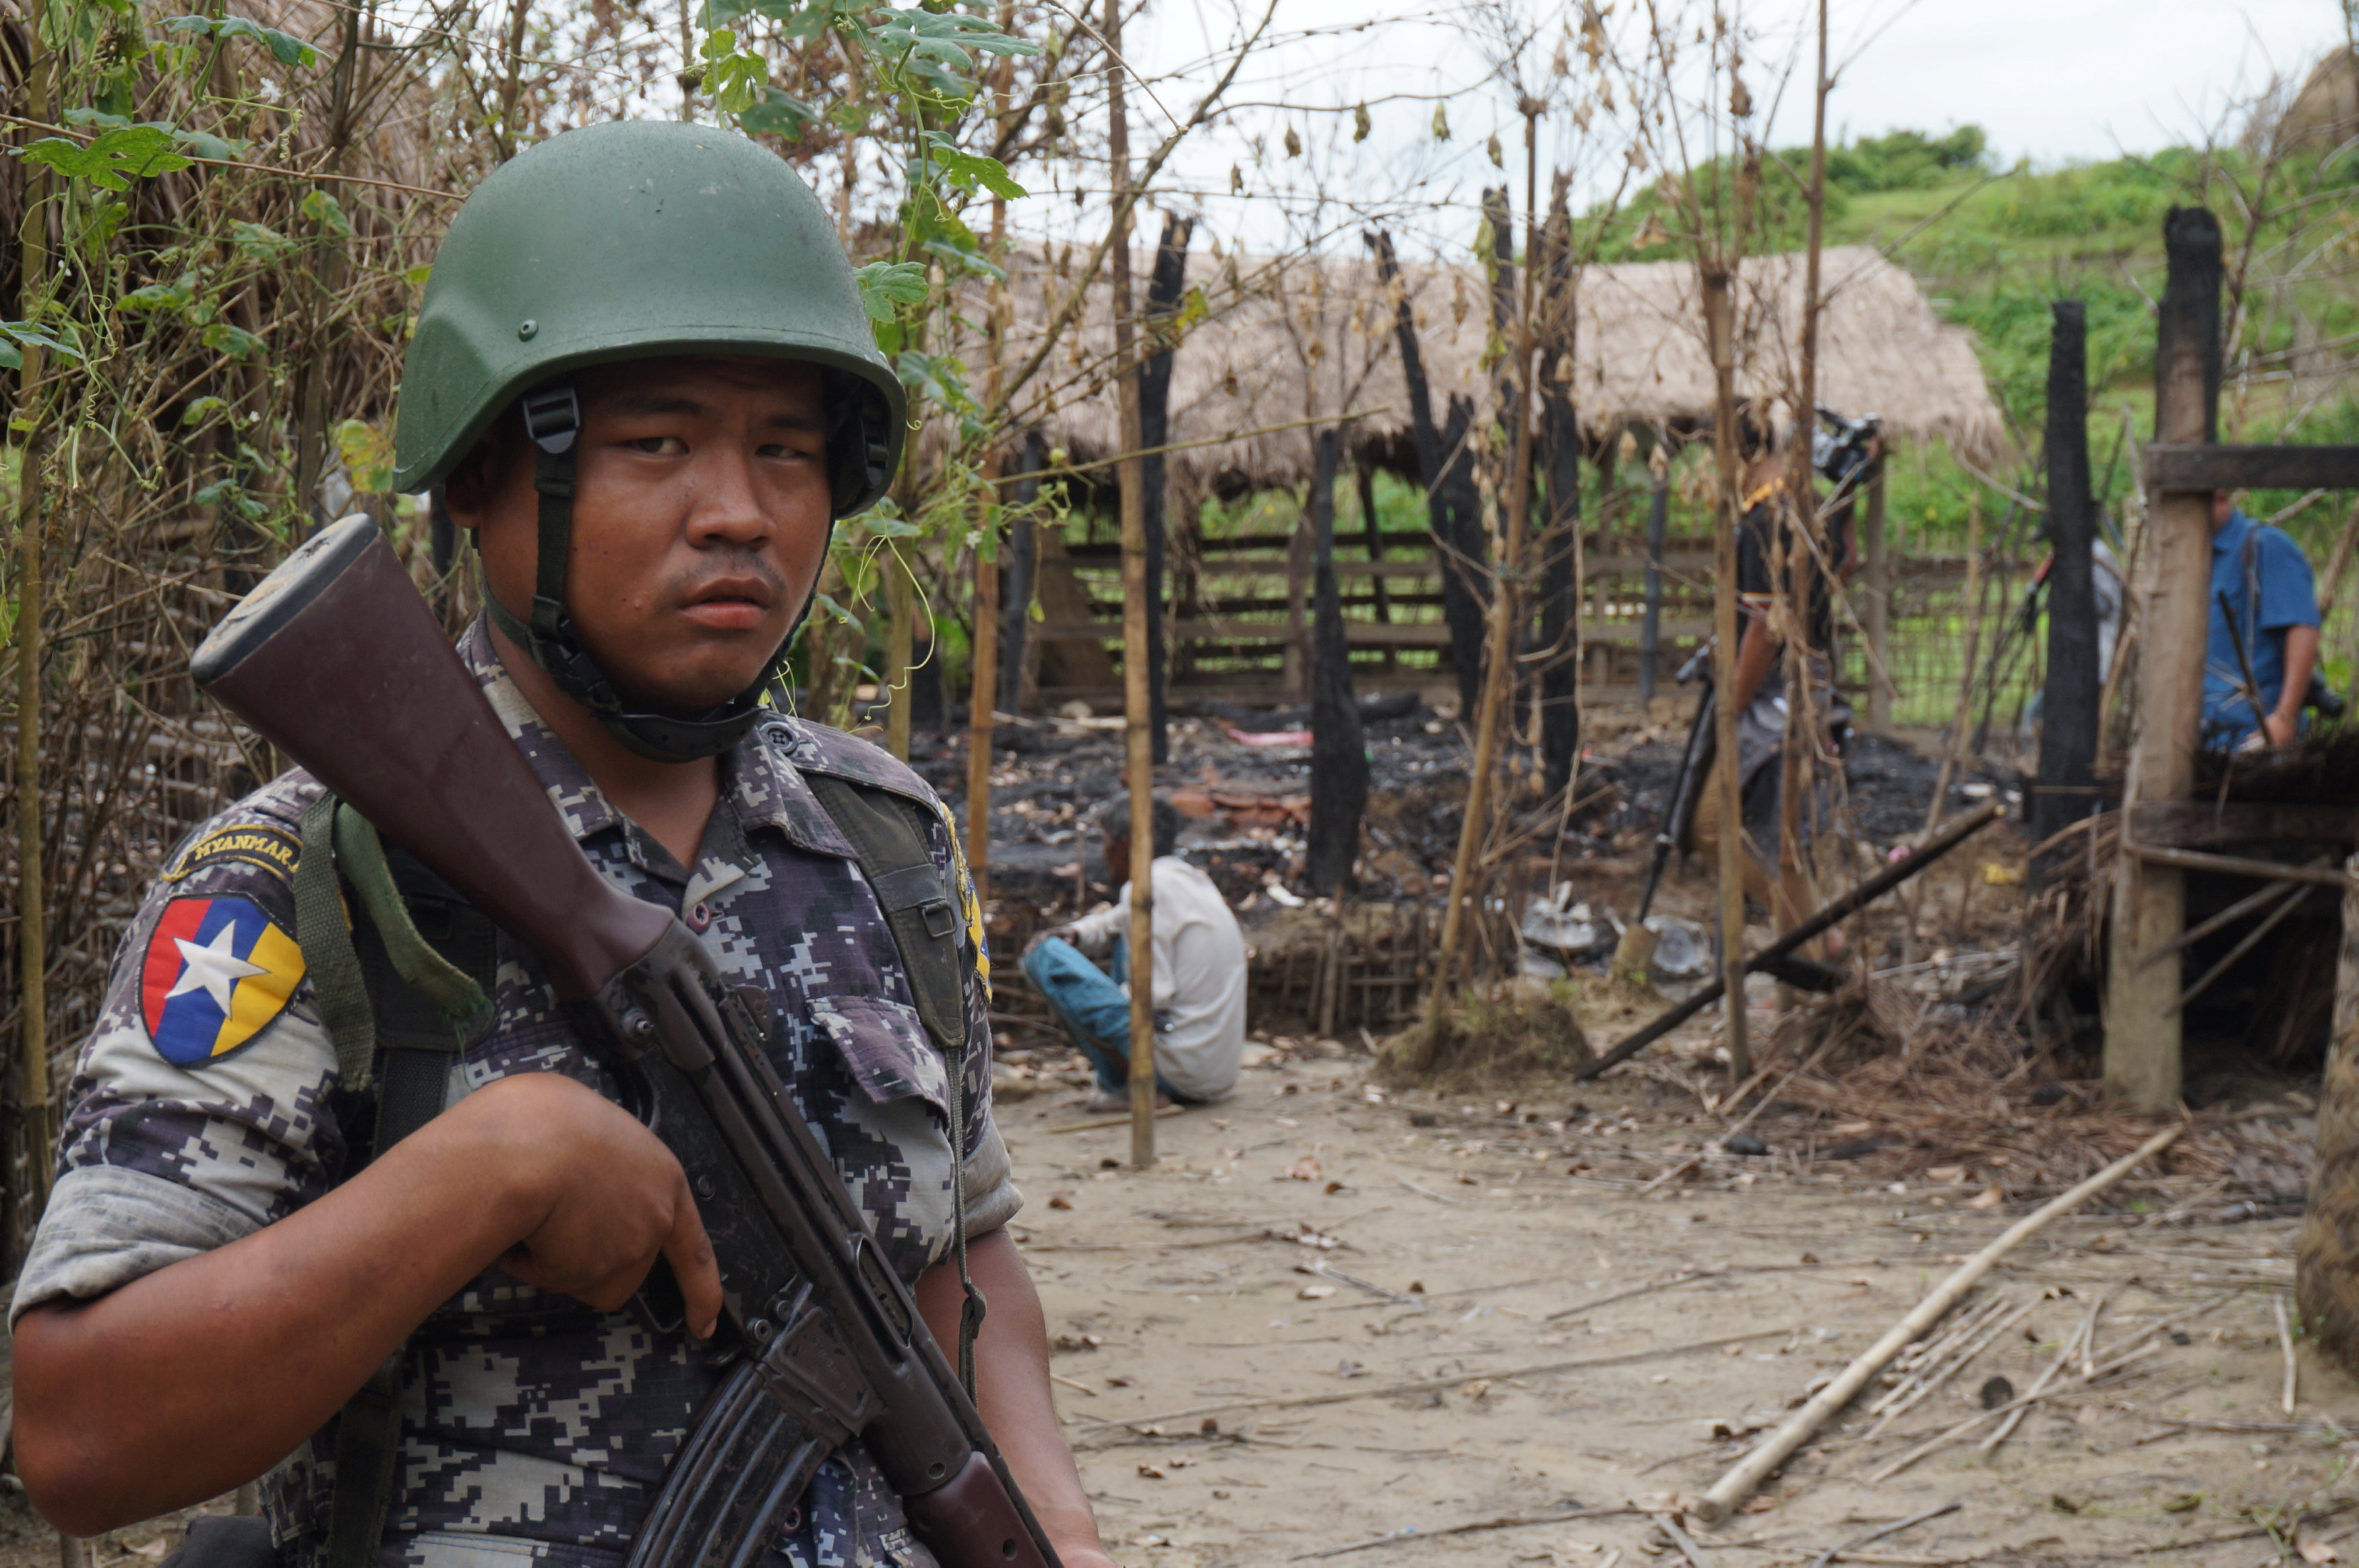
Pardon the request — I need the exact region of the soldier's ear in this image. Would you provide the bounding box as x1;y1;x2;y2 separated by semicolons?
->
441;421;524;533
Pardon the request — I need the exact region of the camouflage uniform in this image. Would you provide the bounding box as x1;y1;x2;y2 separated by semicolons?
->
14;620;1018;1568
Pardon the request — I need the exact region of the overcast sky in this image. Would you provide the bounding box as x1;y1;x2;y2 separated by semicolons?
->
1079;0;2353;257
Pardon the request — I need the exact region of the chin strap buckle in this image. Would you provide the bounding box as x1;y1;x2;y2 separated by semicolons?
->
521;383;580;456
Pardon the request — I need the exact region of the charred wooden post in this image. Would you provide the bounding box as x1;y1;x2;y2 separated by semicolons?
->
2105;208;2223;1111
1482;185;1517;410
1356;463;1392;625
997;430;1046;716
1138;214;1194;763
1284;510;1311;702
1307;429;1368;896
1641;436;1670;707
1536;180;1581;796
1436;394;1490;716
1369;226;1486;717
2297;856;2359;1374
2033;301;2100;866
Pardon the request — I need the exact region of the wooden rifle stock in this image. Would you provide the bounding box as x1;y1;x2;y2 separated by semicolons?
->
191;516;669;998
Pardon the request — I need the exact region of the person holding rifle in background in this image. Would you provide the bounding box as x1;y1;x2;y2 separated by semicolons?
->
1689;407;1879;958
11;123;1115;1568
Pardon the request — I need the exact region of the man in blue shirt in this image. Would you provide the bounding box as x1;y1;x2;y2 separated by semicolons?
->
2205;489;2322;749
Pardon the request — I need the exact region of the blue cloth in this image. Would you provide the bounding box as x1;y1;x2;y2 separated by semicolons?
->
2203;507;2320;747
1022;936;1182;1097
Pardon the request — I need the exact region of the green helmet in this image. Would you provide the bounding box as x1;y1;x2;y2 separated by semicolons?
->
390;120;907;761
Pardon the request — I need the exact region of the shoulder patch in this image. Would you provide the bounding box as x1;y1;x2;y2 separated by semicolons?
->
140;896;307;1065
164;823;301;885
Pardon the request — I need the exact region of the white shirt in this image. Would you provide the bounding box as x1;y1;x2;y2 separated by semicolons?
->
1066;856;1247;1101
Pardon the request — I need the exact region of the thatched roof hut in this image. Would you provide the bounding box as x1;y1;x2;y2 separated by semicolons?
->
964;240;2006;517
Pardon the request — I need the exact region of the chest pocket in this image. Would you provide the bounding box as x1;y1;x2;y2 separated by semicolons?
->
807;995;948;1117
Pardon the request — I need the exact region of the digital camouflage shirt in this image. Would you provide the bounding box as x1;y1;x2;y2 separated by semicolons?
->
15;620;1018;1568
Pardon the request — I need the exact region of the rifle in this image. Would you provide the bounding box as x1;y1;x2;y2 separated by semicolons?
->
191;518;1060;1568
1633;641;1718;929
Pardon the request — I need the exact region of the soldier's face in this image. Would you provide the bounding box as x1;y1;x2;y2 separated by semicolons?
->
457;354;834;713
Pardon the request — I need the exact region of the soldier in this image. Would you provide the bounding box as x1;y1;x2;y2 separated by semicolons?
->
12;122;1117;1568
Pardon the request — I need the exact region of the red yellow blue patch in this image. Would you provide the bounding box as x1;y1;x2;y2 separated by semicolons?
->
140;897;307;1065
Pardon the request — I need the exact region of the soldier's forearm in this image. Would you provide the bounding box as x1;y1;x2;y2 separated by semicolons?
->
13;1075;594;1536
917;1229;1113;1565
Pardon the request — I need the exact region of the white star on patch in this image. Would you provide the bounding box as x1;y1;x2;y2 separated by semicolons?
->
166;922;269;1013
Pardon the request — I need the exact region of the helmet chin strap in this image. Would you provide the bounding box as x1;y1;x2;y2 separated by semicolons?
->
472;373;887;762
481;381;780;763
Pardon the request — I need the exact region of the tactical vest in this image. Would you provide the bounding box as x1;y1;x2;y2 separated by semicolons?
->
289;758;973;1568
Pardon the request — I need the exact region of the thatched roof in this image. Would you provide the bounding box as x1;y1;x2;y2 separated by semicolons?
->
962;239;2005;513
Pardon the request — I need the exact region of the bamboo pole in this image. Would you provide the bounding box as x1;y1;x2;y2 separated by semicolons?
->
964;25;1015;910
1691;1123;2184;1524
15;0;58;1228
1777;0;1831;964
885;552;915;763
1105;0;1156;1170
1703;267;1750;1082
1426;100;1543;1028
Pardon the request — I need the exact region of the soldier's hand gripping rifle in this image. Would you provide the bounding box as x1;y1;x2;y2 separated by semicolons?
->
191;518;1061;1568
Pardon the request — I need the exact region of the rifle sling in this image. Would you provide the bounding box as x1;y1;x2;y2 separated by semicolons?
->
297;796;496;1568
798;772;987;1394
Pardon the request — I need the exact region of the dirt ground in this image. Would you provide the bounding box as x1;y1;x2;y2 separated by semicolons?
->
992;1038;2347;1568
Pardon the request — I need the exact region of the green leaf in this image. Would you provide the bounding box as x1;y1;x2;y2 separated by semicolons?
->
201;321;265;358
230;220;294;259
0;319;86;365
119;276;195;312
855;260;930;323
403;263;433;287
182;396;231;425
174;128;247;160
61;110;247;161
739;86;819;139
163;14;317;66
300;187;350;237
698;29;768;113
919;132;1027;199
334;418;396;493
19;127;192;191
871;7;1040;63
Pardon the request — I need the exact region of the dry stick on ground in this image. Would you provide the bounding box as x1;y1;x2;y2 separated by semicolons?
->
1865;1297;2036;1439
1864;1294;2236;1482
1807;1501;1963;1568
1689;1124;2183;1524
2277;1294;2299;1414
1865;1342;2169;1483
1288;1505;1643;1563
1659;1511;1720;1568
1980;1290;2106;1454
1081;1325;1798;1431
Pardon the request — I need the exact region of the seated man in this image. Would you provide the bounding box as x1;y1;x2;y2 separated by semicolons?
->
1022;794;1247;1109
2205;487;2322;751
